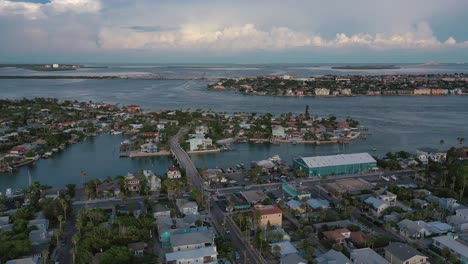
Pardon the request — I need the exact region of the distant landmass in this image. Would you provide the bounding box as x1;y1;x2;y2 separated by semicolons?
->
331;65;401;70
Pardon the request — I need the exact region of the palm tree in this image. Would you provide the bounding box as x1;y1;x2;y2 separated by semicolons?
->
60;199;68;221
457;137;465;145
57;214;64;231
41;249;49;264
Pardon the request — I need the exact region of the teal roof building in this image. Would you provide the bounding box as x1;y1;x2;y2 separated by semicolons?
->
293;153;377;177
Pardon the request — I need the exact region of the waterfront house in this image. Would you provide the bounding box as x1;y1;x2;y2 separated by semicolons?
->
432;233;468;264
256;205;283;227
351;248;389;264
188;135;213;151
124;105;141;113
125;174;141;192
315;249;351;264
128;242;147;256
167;166;182;179
140;142;158;153
384;242;428;264
323;228;351;244
165;246;217;264
96;182;121;197
315;88;330;96
176;199;198;215
272;125;286;138
365;197;389;217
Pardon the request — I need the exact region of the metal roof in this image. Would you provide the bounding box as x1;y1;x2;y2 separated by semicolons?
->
299;153;376;168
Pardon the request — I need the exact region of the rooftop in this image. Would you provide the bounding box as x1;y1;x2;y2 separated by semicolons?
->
385;242;426;261
433;235;468;259
165;246;217;261
270;241;298;256
258;205;283;216
170;229;214;248
298;153;376;168
351;248;389;264
315;249;352;264
365;197;387;209
240;190;268;204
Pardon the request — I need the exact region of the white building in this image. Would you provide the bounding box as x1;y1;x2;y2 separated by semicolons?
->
165;246;217;264
170;229;215;252
341;88;352;96
272;126;286;138
315;88;330;96
365;197;389;217
167;166;182;179
432;234;468;264
52;64;59;68
188;135;213;151
176;199;199;215
195;125;209;135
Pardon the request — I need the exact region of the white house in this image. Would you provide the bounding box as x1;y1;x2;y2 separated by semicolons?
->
365;197;389;217
272;126;286;138
176;199;199;215
140;142;158;153
188;135;213;151
195;125;209;135
167;166;182;179
165;246;217;264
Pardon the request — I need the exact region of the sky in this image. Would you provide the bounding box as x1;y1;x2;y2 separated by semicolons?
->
1;0;468;64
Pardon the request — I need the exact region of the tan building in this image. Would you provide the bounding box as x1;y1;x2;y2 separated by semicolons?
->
385;243;428;264
315;88;330;96
256;205;283;227
414;88;432;95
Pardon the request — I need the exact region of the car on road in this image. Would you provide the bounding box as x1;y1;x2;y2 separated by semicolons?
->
235;251;241;260
390;175;398;181
225;228;230;234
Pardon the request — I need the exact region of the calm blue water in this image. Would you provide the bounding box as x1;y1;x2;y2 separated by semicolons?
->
0;64;467;190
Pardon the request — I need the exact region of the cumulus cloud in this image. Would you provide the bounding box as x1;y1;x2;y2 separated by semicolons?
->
98;22;466;51
0;0;101;19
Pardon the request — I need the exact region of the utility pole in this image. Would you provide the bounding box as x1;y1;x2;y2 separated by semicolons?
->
243;250;247;264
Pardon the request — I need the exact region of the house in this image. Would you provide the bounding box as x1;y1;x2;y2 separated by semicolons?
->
315;249;351;264
432;233;468;264
188;136;213;151
170;229;215;252
128;242;147;256
350;231;369;248
315;88;330;96
140;142;158;153
195;125;209;135
286;200;304;214
240;190;268;205
282;184;311;200
6;256;41;264
96;182;121;197
351;248;389;264
307;198;330;210
385;242;428;264
448;208;468;231
176;199;198;215
272;126;286;138
427;221;454;235
125;174;141;192
257;205;283;227
28;219;49;245
165;246;218;264
365;197;389;217
378;191;397;206
226;193;251;211
398;219;431;239
439;198;465;212
280;253;307;264
143;170;161;192
167;166;182;179
270;241;298;257
156;123;166;130
124;105;141;113
323;228;351;244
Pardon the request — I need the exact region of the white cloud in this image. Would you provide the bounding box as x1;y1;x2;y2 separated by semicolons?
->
98;22;466;51
0;0;101;19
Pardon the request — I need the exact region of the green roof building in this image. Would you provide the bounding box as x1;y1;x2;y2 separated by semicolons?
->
293;153;377;177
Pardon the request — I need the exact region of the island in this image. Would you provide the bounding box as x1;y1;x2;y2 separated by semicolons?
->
208;73;467;96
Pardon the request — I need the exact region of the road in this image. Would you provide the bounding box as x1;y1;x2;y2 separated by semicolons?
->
169;129;266;264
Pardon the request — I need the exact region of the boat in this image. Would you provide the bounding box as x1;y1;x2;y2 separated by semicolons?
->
372;146;377;151
111;131;123;135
